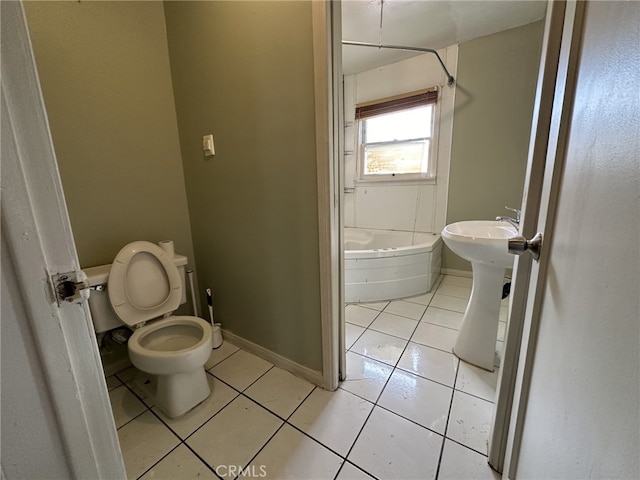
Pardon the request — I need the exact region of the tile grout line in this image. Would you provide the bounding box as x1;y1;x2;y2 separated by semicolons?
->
337;301;429;480
434;357;461;480
345;306;386;348
118;274;486;480
341;278;465;479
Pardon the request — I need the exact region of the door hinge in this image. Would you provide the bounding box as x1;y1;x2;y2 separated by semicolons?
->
52;271;90;306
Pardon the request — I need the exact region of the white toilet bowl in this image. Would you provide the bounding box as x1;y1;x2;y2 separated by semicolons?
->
128;316;212;418
107;241;213;418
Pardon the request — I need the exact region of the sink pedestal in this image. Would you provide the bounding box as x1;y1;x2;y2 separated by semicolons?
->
441;220;516;372
453;263;504;371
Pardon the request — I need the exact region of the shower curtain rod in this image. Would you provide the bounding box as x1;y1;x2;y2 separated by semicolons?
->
342;40;455;86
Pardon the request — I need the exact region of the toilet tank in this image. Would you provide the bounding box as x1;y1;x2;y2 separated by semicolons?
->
83;253;188;333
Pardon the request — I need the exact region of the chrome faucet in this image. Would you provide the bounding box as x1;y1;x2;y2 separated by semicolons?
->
496;206;521;228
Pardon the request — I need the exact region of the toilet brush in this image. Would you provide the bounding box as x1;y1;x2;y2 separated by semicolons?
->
206;288;215;324
206;288;223;348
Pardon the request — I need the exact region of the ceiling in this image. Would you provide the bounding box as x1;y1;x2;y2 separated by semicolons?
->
342;0;547;74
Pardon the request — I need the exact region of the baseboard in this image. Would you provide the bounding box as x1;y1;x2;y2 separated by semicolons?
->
221;330;325;388
441;268;473;278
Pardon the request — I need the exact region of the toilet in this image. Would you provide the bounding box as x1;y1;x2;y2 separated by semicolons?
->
85;241;213;418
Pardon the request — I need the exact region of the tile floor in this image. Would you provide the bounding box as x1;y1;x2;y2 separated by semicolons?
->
107;274;506;479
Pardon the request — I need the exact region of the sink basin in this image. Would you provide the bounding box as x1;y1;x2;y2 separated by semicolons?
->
441;220;519;371
442;220;518;269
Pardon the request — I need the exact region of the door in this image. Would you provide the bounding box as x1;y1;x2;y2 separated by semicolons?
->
1;2;125;478
502;0;640;477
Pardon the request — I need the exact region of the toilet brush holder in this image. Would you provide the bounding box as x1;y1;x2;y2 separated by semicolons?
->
212;325;223;349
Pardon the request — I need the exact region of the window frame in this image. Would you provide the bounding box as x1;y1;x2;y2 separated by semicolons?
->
356;88;439;184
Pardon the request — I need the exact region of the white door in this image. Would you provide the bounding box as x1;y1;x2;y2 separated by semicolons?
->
502;0;640;477
1;2;125;478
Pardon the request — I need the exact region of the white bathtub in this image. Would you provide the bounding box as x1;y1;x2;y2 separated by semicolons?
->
344;227;442;303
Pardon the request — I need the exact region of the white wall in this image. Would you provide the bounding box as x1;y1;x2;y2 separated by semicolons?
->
343;46;458;234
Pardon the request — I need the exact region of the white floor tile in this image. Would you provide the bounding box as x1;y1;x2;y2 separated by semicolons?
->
244;367;315;419
346;323;366;350
402;290;435;306
152;374;238;439
368;312;419;340
111;339;504;480
341;351;394;403
383;300;427;320
350;329;408;366
187;396;282;478
139;444;217;480
358;301;388;311
336;462;376;480
430;293;469;313
421;307;463;330
248;423;343;480
115;366;138;384
411;322;458;353
437;283;472;299
345;305;380;328
109;384;147;428
289;388;373;456
118;368;156;408
455;362;499;403
210;349;273;391
378;369;452;434
446;391;494;454
348;406;442;480
397;342;458;387
441;275;473;288
105;375;122;391
499;306;509;321
205;341;240;370
438;439;500;480
117;410;180;479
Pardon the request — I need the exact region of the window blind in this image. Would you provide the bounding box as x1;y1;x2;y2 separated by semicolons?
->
355;88;438;120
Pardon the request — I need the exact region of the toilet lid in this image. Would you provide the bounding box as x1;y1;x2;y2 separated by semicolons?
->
108;241;182;327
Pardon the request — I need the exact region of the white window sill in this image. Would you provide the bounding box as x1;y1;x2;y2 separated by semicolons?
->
355;176;437;186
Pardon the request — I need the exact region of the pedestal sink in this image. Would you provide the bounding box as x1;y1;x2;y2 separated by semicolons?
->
441;220;518;371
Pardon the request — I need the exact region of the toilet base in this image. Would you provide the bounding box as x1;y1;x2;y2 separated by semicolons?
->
136;367;211;418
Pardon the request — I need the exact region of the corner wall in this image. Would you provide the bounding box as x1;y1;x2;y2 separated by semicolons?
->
163;1;323;371
23;1;196;271
445;21;545;271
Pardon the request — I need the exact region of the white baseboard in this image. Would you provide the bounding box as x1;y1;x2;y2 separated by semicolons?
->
221;330;325;388
441;268;473;278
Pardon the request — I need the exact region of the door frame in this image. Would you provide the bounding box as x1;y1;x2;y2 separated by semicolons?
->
314;0;345;391
1;2;125;477
487;0;568;470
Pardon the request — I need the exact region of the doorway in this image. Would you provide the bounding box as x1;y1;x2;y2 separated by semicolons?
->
336;0;550;476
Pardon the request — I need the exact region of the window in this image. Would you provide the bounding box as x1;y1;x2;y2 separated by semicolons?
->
356;89;438;182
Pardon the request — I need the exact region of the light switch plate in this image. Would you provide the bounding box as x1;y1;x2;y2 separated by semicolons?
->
203;134;215;156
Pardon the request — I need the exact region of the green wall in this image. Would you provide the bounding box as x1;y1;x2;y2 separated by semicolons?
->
163;1;323;371
24;1;196;270
25;1;324;371
445;21;545;271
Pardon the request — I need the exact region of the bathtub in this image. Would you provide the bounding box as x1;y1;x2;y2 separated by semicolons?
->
344;227;443;303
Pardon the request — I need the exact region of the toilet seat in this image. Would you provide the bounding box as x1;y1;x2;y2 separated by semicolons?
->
108;241;182;326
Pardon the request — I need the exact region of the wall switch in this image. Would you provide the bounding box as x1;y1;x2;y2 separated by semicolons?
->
203;134;215;156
